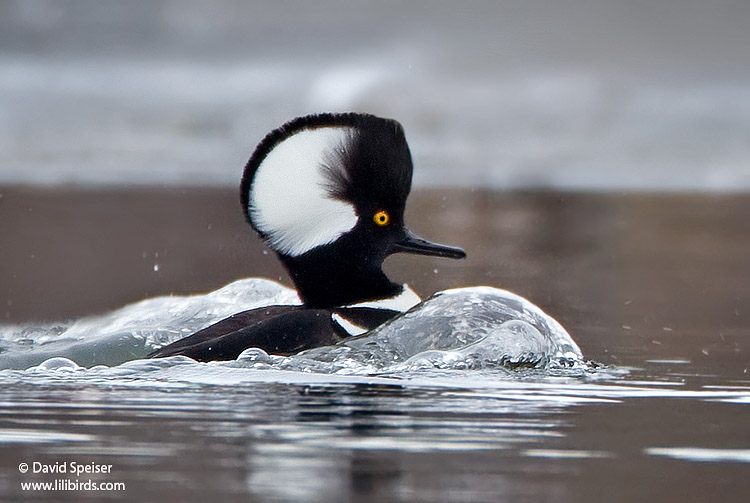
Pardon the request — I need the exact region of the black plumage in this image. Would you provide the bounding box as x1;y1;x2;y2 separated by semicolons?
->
149;113;465;362
147;305;398;360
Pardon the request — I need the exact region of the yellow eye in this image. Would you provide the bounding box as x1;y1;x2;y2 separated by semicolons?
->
373;210;390;227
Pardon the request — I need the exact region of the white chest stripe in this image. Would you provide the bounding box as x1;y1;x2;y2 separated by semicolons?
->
331;313;368;336
334;286;421;336
344;285;421;312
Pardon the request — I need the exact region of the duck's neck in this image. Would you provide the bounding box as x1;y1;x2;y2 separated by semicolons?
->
279;253;401;309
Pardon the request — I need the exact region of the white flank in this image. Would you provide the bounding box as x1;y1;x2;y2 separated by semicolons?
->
346;284;421;312
249;127;358;256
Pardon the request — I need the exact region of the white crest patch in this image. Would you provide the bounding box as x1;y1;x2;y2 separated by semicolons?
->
249;127;358;256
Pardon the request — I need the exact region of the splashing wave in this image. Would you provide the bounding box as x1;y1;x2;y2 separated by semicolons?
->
0;279;583;378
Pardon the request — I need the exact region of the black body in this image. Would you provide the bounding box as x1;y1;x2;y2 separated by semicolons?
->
147;305;398;361
148;113;465;362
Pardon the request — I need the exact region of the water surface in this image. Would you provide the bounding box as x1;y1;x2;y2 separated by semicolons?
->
1;189;748;502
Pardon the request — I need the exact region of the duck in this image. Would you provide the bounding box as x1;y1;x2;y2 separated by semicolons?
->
148;112;465;361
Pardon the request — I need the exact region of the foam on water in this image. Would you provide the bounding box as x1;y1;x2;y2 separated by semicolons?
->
0;278;300;370
0;279;584;381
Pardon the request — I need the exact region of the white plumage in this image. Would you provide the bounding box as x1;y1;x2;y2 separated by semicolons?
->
249;127;359;256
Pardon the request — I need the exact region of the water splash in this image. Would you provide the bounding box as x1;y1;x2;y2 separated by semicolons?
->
0;279;584;376
0;278;299;370
258;287;583;376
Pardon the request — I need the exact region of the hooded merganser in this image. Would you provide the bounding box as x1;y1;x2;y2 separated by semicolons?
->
149;112;465;361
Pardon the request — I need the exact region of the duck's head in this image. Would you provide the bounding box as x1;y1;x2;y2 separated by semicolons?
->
241;112;465;308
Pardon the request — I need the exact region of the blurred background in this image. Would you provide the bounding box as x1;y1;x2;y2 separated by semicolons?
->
2;6;748;500
1;0;749;328
1;0;749;189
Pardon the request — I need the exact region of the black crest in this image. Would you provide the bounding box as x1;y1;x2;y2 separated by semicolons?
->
240;112;414;239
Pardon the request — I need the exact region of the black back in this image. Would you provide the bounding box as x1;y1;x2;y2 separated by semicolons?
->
147;305;399;362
